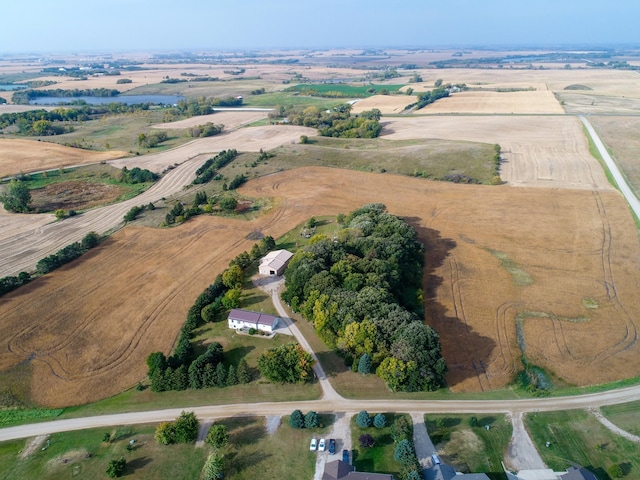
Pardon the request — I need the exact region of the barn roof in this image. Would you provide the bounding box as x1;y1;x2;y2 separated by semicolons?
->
260;249;293;271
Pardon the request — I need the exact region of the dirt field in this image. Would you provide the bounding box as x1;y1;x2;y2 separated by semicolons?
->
419;90;565;114
150;110;267;130
381;116;612;190
1;167;639;405
350;94;418;114
0;139;126;178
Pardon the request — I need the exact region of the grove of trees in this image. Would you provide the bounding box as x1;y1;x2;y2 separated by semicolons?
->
0;179;31;212
282;204;447;392
276;104;382;138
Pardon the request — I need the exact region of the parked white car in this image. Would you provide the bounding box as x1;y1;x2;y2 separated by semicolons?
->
318;438;326;451
310;438;317;451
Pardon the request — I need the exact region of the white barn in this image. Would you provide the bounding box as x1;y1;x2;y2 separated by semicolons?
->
227;309;280;333
258;249;293;276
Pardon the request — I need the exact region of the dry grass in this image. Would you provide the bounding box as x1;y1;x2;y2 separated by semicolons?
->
2;167;639;406
0;139;126;178
381;116;612;190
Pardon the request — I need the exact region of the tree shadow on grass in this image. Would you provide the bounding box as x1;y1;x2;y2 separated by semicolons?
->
229;424;266;446
404;219;498;391
224;346;255;365
124;456;152;476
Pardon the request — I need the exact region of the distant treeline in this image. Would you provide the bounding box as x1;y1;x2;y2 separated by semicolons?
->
12;88;120;104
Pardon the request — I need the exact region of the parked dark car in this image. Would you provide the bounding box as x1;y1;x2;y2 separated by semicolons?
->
342;449;349;463
328;438;336;454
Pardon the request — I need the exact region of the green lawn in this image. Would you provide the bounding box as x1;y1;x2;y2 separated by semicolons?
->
525;409;639;479
0;424;207;480
351;413;410;478
601;400;640;437
424;414;511;480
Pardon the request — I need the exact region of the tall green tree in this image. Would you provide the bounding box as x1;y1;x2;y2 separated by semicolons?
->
0;179;31;213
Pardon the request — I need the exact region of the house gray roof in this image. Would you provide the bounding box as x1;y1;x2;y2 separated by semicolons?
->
322;460;394;480
228;309;278;327
561;466;598;480
322;460;354;480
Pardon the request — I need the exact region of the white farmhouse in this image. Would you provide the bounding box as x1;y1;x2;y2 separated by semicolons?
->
258;249;293;276
227;309;280;333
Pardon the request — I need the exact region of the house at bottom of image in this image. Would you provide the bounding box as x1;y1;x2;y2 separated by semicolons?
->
227;308;280;334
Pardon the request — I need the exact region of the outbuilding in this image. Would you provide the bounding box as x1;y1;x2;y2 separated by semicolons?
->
258;249;293;276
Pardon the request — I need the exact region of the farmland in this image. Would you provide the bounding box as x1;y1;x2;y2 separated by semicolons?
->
1;49;640;413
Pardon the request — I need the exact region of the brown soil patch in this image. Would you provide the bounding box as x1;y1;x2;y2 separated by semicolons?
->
30;180;128;212
0;139;126;178
46;448;89;470
20;435;47;459
1;167;639;406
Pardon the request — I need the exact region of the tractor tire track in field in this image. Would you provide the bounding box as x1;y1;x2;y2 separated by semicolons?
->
592;190;638;360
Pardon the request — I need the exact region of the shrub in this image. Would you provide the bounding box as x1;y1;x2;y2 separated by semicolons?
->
356;410;371;428
205;424;229;448
359;433;375;448
304;411;319;429
290;409;305;429
608;464;623;478
358;353;372;374
373;413;386;429
106;458;126;478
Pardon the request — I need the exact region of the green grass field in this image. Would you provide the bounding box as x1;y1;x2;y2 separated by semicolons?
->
525;409;640;479
424;414;511;480
0;424;207;480
286;83;406;97
601;400;640;437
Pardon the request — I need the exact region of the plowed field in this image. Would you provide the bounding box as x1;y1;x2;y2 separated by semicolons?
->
1;167;639;406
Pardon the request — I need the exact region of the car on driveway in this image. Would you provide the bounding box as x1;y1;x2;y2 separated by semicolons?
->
328;438;336;454
318;438;326;451
342;449;349;463
310;438;317;451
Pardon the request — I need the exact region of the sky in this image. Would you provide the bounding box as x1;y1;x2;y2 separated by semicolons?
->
1;0;638;54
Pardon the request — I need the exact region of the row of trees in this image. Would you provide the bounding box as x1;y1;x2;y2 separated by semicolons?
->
193;149;238;185
145;235;277;391
12;87;120;103
289;410;320;429
36;231;101;274
282;204;447;392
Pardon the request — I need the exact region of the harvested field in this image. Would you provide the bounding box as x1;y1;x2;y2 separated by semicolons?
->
150;110;267;130
109;125;316;173
350;94;418;114
418;90;564;114
1;167;639;405
583;115;640;195
0;139;126;178
381;116;612;190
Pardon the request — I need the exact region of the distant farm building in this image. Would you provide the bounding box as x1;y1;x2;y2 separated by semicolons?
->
258;249;293;276
227;308;280;334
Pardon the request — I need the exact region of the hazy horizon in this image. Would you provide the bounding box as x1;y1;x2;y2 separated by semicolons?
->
1;0;638;55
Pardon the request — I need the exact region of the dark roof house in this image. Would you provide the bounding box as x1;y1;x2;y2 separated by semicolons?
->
323;460;394;480
560;466;598;480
